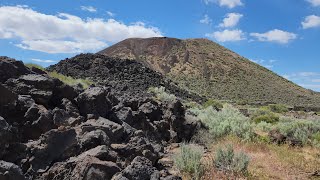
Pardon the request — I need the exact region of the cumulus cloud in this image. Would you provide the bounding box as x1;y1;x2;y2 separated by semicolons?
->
206;29;245;42
302;15;320;29
219;13;243;28
80;6;97;13
0;6;162;53
307;0;320;6
200;14;212;24
31;58;56;63
250;29;297;44
107;11;115;17
203;0;243;8
283;72;320;91
250;59;277;69
283;72;320;80
17;39;108;54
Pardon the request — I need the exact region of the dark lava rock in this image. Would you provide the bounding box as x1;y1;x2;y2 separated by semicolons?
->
47;53;204;102
112;156;160;180
0;160;25;180
30;66;47;75
0;57;203;180
0;56;31;83
26;128;78;173
76;87;112;118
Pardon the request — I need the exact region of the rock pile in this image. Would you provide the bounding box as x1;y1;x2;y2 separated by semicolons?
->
47;53;204;102
0;56;201;180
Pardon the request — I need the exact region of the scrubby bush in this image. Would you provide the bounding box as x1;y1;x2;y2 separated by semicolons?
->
255;121;273;132
174;143;204;179
148;86;177;103
267;104;289;113
203;99;223;109
251;107;280;124
25;63;45;70
253;113;279;124
190;105;255;141
48;71;93;89
311;132;320;147
274;118;320;146
214;145;250;175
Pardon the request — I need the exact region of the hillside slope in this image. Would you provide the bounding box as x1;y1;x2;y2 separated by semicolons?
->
99;37;320;107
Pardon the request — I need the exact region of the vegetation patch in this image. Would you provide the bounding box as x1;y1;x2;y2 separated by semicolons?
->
203;99;223;109
214;145;250;176
48;71;93;89
266;104;289;113
25;63;45;70
190;105;255;141
148;86;177;103
25;63;93;89
253;113;279;124
274;118;320;146
173;143;204;180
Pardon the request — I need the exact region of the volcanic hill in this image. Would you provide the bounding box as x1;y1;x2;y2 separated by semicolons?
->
99;37;320;107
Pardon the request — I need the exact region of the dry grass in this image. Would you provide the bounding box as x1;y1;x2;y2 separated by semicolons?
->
203;136;320;180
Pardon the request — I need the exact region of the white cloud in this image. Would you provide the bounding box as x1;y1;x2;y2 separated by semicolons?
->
299;84;320;89
218;0;243;8
283;72;320;80
203;0;243;8
203;0;214;5
0;6;162;53
282;72;320;91
307;0;320;6
302;15;320;29
219;13;243;28
17;39;108;54
80;6;97;13
250;59;277;69
107;11;115;17
298;72;320;77
200;14;212;24
31;58;56;63
206;29;245;42
250;29;297;44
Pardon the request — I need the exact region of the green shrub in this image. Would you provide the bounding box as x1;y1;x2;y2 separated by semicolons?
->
173;143;204;179
267;104;289;113
253;113;279;124
203;99;223;109
311;132;320;147
183;101;201;109
255;121;273;132
25;63;45;70
275;118;320;146
148;86;177;103
214;145;250;175
48;71;93;89
190;105;255;141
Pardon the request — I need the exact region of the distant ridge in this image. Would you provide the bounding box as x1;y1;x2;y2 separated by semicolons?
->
99;37;320;107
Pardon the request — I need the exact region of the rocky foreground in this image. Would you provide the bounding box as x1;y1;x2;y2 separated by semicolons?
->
0;56;202;180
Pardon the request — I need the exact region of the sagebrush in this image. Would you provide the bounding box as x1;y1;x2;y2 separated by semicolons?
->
190;105;255;141
148;86;177;103
173;144;204;180
214;145;250;175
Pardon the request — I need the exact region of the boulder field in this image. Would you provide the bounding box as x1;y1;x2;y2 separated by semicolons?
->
0;56;202;180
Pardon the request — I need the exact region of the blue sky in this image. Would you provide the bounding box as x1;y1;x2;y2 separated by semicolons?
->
0;0;320;91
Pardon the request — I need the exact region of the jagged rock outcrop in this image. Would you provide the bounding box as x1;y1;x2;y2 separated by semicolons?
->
0;57;202;179
47;53;204;102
